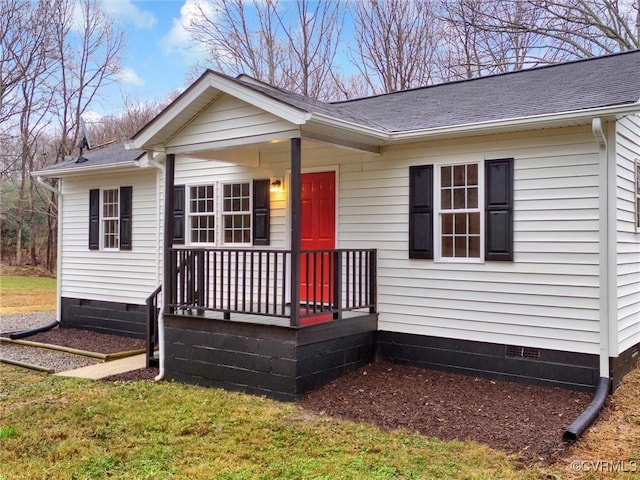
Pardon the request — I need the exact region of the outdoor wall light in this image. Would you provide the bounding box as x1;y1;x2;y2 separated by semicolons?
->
270;177;283;193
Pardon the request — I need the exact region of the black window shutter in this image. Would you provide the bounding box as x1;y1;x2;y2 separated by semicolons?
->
119;186;133;250
173;185;186;245
409;165;434;259
89;189;100;250
485;158;514;261
252;179;270;246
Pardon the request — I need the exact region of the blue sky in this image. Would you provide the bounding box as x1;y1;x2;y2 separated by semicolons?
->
94;0;208;116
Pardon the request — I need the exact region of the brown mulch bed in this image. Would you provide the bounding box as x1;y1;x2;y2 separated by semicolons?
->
23;327;145;355
300;362;595;464
101;368;159;382
16;327;596;463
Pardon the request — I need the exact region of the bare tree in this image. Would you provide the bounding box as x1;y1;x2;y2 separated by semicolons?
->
0;0;57;264
187;0;346;100
50;0;124;160
351;0;442;93
87;91;182;146
0;0;55;136
1;0;125;267
437;0;561;80
523;0;640;56
461;0;639;66
189;0;287;87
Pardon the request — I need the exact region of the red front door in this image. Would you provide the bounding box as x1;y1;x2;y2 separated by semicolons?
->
300;171;335;303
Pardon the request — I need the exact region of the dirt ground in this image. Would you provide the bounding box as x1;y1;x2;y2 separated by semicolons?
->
13;326;595;464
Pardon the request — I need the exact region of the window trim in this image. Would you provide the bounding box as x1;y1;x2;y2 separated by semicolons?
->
186;181;253;247
101;187;120;250
221;181;252;246
434;161;485;263
187;184;217;245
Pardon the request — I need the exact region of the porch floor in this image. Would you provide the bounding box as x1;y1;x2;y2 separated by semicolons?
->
172;305;369;328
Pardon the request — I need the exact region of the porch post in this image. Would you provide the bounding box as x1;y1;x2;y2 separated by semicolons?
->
163;153;175;312
290;138;301;327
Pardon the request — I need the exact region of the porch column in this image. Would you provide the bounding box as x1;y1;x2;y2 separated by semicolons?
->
290;138;301;327
163;153;175;312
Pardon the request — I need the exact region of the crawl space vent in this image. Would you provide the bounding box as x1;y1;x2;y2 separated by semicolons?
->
505;345;540;359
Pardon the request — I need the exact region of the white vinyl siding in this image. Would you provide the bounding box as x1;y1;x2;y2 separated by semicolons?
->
174;126;603;355
60;169;160;305
339;127;602;355
166;94;297;149
615;114;640;354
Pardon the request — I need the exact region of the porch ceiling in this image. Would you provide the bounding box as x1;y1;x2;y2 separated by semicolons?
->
171;135;375;164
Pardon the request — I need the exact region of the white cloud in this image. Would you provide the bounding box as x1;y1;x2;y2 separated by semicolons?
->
71;1;156;32
82;110;104;124
115;66;145;86
160;0;211;63
102;0;157;29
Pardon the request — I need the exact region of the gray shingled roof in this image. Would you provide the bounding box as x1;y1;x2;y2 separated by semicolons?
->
236;50;640;133
333;50;640;132
36;142;144;174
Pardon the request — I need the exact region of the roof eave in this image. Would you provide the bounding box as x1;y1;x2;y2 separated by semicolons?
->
307;102;640;148
32;161;141;179
388;103;640;142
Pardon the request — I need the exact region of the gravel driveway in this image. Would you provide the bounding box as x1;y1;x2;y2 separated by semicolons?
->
0;311;57;335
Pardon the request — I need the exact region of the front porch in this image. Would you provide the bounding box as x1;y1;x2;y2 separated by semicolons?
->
148;244;378;399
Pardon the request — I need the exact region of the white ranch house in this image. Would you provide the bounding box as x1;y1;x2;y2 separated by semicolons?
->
35;51;640;400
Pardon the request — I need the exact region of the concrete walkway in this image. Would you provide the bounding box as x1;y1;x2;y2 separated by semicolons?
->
56;353;146;379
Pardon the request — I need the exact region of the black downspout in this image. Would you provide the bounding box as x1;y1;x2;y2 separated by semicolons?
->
8;320;60;340
563;376;611;442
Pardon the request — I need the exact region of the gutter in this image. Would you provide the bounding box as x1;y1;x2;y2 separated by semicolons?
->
310;103;640;146
562;117;612;442
35;176;63;323
35;161;140;178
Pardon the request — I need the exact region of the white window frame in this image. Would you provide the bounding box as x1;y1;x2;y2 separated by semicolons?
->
187;182;252;246
434;161;485;263
101;188;119;250
188;184;217;245
221;181;252;246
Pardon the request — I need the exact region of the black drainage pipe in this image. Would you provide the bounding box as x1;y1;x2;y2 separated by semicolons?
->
563;376;611;442
8;320;60;340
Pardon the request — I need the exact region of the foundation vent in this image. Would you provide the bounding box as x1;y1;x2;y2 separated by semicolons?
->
506;345;540;359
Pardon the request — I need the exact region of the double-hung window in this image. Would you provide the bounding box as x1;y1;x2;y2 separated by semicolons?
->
409;158;513;262
438;163;482;260
102;188;120;249
173;179;270;247
187;182;251;245
88;186;132;251
222;183;251;244
189;185;216;243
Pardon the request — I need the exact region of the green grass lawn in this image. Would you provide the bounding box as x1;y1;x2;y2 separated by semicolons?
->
0;365;544;480
2;273;638;479
0;275;56;314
